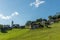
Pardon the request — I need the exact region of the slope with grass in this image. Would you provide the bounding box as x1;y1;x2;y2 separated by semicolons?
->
0;22;60;40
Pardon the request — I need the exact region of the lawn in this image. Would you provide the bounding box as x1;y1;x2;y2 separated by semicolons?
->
0;22;60;40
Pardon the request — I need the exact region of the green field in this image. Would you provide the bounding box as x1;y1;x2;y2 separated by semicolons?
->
0;22;60;40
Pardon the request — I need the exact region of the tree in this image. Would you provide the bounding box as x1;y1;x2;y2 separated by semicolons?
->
52;15;57;20
25;21;32;26
0;25;8;33
36;18;42;22
42;19;47;22
0;24;3;28
1;27;7;33
48;16;53;20
57;15;60;18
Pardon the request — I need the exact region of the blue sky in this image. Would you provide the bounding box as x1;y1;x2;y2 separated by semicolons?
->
0;0;60;25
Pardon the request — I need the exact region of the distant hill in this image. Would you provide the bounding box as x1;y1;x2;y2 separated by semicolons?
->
0;22;60;40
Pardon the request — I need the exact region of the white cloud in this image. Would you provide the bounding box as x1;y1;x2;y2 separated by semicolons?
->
30;0;45;8
11;12;19;17
0;12;19;20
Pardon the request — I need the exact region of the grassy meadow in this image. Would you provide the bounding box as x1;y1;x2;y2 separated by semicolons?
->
0;22;60;40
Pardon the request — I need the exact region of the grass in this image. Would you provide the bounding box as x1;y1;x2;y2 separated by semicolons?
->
0;22;60;40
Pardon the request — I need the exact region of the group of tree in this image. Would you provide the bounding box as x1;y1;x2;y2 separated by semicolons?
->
25;18;50;29
26;12;60;29
0;12;60;33
48;12;60;22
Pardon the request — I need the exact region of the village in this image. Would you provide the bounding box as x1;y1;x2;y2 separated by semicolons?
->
0;12;60;33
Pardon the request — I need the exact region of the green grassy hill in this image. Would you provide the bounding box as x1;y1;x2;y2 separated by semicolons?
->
0;22;60;40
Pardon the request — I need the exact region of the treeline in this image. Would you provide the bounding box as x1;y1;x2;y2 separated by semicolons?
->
0;12;60;33
25;12;60;28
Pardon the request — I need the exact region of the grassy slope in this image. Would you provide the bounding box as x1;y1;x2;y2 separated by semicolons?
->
0;22;60;40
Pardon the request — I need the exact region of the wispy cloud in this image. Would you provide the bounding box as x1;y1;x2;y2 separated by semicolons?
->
0;12;19;20
30;0;45;8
